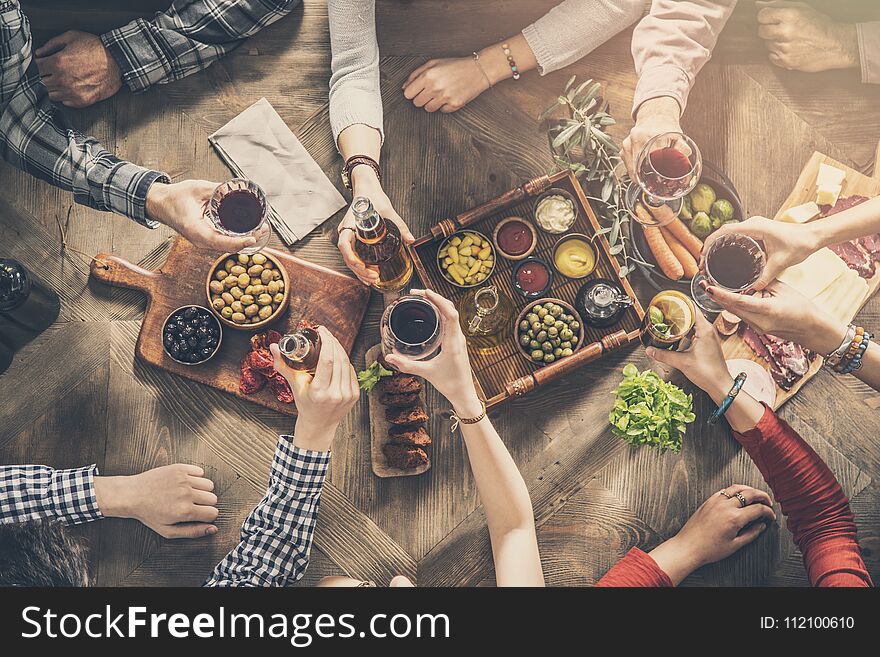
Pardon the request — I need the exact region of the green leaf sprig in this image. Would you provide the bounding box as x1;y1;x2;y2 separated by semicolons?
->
357;360;394;392
609;364;695;454
539;76;654;279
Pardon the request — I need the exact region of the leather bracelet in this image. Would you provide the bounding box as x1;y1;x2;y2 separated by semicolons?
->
341;155;381;190
709;373;747;425
450;400;487;432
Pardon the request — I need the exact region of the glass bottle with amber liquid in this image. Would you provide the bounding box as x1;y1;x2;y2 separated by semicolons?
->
278;327;322;374
457;284;513;354
351;196;413;292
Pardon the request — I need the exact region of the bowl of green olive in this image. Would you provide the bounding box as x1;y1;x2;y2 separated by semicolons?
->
206;251;290;330
514;298;583;366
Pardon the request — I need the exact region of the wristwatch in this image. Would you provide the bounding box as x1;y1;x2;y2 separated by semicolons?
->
341;155;381;190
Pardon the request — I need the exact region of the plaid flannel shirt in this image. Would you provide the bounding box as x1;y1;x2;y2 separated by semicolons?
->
101;0;301;94
0;464;103;525
0;1;167;225
205;436;330;587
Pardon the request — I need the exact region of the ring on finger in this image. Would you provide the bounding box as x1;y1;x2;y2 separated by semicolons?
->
734;492;747;508
719;489;732;499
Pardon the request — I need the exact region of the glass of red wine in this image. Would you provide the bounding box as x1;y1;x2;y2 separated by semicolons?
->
625;132;702;227
380;295;443;363
690;233;767;313
206;178;271;254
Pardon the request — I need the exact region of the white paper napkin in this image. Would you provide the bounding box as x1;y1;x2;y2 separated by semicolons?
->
209;98;346;245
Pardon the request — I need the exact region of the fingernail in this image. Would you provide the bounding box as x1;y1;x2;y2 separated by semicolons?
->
207;526;218;535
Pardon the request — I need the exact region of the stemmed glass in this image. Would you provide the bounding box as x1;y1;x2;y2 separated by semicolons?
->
690;233;767;313
205;178;272;254
380;295;443;363
625;132;702;227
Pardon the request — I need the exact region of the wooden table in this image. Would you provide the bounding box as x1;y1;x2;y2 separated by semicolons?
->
2;0;879;586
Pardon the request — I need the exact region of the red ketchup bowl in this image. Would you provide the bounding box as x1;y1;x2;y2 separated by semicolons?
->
511;257;554;299
492;216;537;261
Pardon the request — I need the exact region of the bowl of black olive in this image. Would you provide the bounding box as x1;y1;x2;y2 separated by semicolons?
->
162;305;222;365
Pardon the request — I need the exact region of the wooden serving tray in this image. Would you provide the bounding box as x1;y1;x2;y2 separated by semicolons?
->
720;145;880;409
409;170;645;408
90;237;370;416
365;345;431;478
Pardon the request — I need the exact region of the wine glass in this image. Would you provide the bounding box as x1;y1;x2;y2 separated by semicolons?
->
690;233;767;313
205;178;272;254
625;132;702;227
380;295;443;363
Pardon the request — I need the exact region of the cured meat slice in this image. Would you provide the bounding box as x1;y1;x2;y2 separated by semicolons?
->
739;324;813;391
858;233;880;257
828;241;874;278
821;195;869;216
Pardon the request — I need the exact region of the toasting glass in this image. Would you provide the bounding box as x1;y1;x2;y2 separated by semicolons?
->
625;131;702;227
380;295;443;363
690;233;767;313
205;178;272;254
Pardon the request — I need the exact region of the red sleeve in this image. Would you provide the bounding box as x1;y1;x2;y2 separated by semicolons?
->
734;405;872;587
596;548;674;587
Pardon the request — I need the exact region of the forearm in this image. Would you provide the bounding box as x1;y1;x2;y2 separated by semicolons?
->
328;0;383;145
809;196;880;249
522;0;644;75
631;0;736;116
101;0;301;92
474;35;537;86
453;391;543;586
850;341;880;392
205;436;329;586
856;22;880;85
596;548;674;587
0;464;102;525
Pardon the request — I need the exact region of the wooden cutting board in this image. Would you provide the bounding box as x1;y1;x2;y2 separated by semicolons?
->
720;146;880;409
90;237;371;416
365;344;431;477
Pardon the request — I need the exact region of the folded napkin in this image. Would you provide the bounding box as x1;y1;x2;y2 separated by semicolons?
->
209;98;346;245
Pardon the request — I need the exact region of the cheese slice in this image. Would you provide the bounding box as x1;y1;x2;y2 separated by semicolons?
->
817;162;846;188
777;247;850;300
813;268;868;325
816;182;842;206
779;201;821;224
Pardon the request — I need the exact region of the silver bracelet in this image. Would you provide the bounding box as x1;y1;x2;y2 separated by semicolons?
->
825;323;856;366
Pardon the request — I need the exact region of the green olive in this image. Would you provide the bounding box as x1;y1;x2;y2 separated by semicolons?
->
239;294;254;306
531;321;542;333
526;313;539;324
251;253;267;265
211;298;225;311
561;341;572;350
536;330;548;343
215;269;228;281
231;312;246;324
543;353;555;363
561;348;573;357
571;335;579;344
237;273;250;287
223;276;237;290
543;315;555;326
273;293;284;304
554;321;565;332
519;320;529;331
272;270;282;281
209;280;224;295
537;308;548;319
550;305;563;318
223;258;236;272
547;326;559;338
237;254;250;265
221;292;234;305
244;303;260;317
267;281;280;295
231;300;244;314
257;293;272;306
529;340;540;350
230;287;244;300
261;269;273;284
221;306;233;319
247;264;264;277
519;333;531;346
251;284;266;296
541;341;553;353
258;305;274;320
263;259;273;269
570;321;580;331
230;265;246;276
561;328;574;341
531;349;544;361
553;347;563;357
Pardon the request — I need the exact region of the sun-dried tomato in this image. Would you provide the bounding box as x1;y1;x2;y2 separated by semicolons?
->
246;348;276;375
250;332;267;352
267;373;294;403
239;358;267;394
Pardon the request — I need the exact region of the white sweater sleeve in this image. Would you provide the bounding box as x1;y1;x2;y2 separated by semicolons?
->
328;0;384;145
522;0;647;75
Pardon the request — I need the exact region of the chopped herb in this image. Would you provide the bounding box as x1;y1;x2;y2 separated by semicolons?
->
609;364;695;453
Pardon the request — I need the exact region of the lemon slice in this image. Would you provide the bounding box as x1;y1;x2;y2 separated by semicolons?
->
654;294;693;335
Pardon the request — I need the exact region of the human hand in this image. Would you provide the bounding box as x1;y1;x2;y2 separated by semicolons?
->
704;280;847;356
35;31;122;108
621;97;682;181
94;464;219;539
337;175;414;285
270;326;360;452
646;310;733;400
703;215;820;290
145;180;266;252
756;1;859;73
383;289;482;417
649;485;776;583
403;57;491;113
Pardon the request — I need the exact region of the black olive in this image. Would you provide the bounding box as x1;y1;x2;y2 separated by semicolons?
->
163;334;174;348
170;343;180;357
200;347;214;359
177;340;189;354
207;336;218;348
187;335;199;348
183;307;197;320
182;325;195;337
197;325;210;338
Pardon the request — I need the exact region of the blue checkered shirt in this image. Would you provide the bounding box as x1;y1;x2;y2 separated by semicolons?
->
101;0;302;94
0;1;168;224
205;436;330;587
0;464;103;525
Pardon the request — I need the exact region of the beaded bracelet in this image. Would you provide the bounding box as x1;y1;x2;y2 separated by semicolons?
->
709;373;747;424
840;331;872;375
501;43;520;80
834;326;865;373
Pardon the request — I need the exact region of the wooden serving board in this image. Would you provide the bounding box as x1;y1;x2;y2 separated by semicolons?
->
720;146;880;409
365;345;431;478
409;170;645;408
90;237;371;416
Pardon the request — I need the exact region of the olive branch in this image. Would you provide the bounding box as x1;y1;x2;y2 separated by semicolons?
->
539;76;653;278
